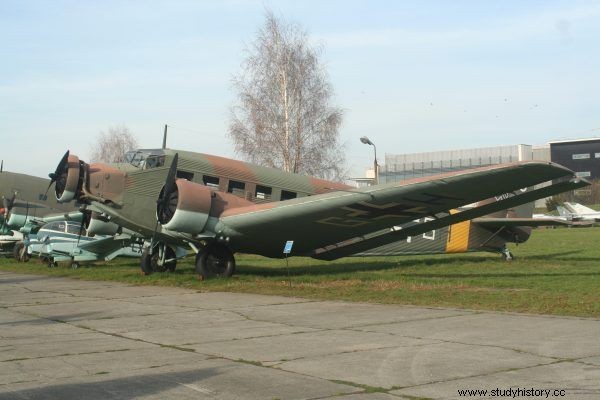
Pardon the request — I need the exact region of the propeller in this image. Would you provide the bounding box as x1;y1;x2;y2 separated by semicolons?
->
76;206;89;247
156;153;179;225
46;150;70;198
150;153;179;251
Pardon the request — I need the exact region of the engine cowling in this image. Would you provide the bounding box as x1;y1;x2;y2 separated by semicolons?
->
158;180;213;234
55;154;82;203
85;212;120;236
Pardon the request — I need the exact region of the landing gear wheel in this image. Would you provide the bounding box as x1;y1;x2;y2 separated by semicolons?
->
163;246;177;272
13;242;30;262
140;244;176;275
195;244;235;279
140;247;155;275
48;260;57;268
501;248;514;261
71;261;80;269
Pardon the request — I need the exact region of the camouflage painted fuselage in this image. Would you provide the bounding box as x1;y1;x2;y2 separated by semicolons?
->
85;149;349;238
0;171;78;229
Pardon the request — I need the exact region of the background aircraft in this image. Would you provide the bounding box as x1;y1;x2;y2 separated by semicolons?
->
1;169;81;257
26;220;143;268
49;148;587;278
560;202;600;223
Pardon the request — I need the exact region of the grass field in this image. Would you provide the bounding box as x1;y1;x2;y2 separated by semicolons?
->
1;227;599;317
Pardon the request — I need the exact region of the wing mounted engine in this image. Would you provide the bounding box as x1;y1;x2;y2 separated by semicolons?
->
157;179;253;235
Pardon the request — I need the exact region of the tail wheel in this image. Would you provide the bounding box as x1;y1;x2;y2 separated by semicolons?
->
195;244;235;279
13;242;30;262
501;248;514;261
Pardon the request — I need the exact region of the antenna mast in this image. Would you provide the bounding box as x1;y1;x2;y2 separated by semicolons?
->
162;125;168;149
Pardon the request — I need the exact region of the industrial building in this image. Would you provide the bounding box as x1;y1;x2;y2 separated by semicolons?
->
353;137;599;206
380;144;534;184
549;138;600;180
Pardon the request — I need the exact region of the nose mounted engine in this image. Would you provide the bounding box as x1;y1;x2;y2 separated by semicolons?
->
157;179;213;234
50;151;83;203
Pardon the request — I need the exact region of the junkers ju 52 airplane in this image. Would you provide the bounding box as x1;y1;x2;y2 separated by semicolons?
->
48;147;588;278
1;168;81;258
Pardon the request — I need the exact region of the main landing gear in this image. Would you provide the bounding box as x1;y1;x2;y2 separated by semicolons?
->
13;241;30;262
140;243;177;275
195;243;235;280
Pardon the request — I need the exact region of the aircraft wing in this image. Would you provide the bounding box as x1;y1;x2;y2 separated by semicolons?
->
218;161;585;257
87;202;208;245
77;235;134;256
472;217;594;228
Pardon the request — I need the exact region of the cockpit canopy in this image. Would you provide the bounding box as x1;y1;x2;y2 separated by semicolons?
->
124;149;166;170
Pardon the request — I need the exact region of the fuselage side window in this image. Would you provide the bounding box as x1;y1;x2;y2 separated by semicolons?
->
228;180;246;196
281;190;297;201
255;185;272;200
203;175;220;189
177;170;194;181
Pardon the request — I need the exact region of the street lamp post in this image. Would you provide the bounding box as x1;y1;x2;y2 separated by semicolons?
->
360;136;378;185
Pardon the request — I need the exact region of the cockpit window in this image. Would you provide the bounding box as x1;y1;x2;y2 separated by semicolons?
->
66;223;84;235
43;222;66;232
124;150;166;169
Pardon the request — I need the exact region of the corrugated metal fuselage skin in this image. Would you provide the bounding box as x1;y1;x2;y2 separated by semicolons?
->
93;150;350;238
0;171;78;226
356;220;520;257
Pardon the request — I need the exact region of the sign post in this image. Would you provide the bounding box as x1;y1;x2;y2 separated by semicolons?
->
283;241;294;288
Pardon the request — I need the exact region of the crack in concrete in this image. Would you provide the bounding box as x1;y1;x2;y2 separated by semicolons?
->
396;359;567;390
1;348;132;363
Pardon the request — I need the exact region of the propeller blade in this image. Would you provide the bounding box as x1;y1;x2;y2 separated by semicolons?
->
151;153;179;251
161;153;178;207
76;207;87;246
46;150;70;197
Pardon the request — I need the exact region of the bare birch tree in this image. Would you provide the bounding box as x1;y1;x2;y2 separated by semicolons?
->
229;11;345;181
89;125;139;163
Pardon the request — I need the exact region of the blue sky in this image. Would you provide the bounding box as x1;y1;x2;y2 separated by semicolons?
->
1;0;600;178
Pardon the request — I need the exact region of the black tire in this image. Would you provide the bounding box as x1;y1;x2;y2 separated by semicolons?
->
140;245;176;275
195;244;235;279
140;247;154;275
13;241;30;262
164;246;177;272
71;261;80;269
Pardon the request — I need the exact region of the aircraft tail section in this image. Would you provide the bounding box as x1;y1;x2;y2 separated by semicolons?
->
563;202;596;215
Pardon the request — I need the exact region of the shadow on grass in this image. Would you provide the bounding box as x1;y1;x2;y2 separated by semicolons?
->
235;255;500;277
235;249;600;279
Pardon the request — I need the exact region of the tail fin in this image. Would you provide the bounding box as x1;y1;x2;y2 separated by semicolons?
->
564;202;596;215
556;205;570;217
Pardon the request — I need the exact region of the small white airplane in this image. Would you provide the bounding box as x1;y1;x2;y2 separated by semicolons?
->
559;202;600;223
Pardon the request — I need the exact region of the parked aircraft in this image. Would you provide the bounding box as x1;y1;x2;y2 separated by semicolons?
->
1;170;77;228
1;169;83;257
49;149;588;278
560;202;600;223
26;220;143;268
